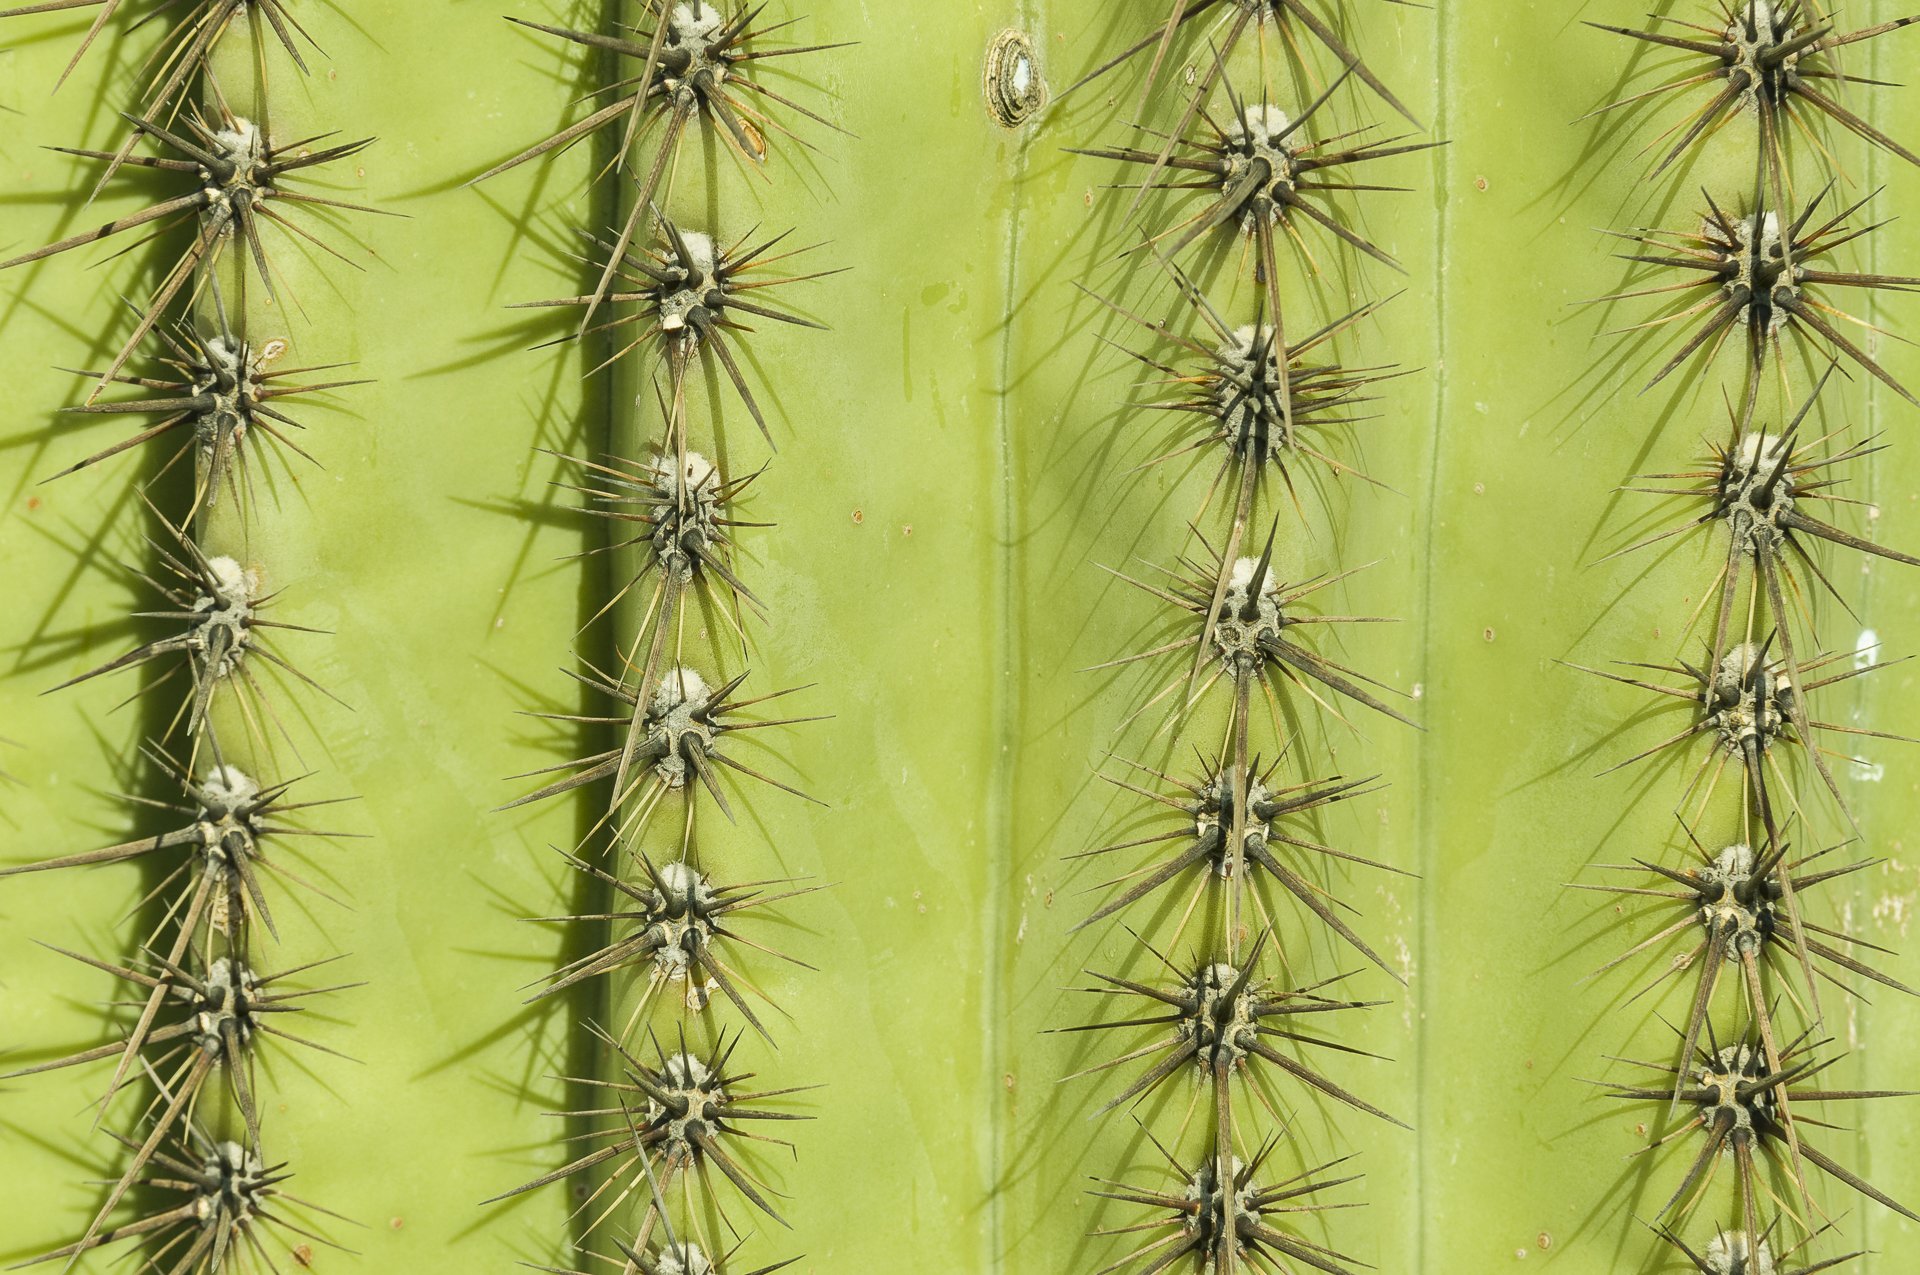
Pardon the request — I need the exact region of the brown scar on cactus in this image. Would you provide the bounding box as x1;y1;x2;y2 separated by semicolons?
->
0;109;386;403
472;1;848;331
1583;3;1920;188
522;846;820;1046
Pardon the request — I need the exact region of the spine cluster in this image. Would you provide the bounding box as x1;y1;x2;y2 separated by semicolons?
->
474;4;840;1270
1578;4;1920;1269
1058;6;1435;1271
1;2;369;1269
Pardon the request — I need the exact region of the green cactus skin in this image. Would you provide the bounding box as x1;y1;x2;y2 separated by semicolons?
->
4;2;1920;1273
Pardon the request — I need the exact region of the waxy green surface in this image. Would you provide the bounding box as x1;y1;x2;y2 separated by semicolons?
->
3;2;1920;1272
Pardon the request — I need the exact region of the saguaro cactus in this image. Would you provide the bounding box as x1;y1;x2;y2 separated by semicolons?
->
4;3;1920;1273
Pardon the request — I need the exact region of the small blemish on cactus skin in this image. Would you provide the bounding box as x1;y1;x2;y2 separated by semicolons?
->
983;29;1045;128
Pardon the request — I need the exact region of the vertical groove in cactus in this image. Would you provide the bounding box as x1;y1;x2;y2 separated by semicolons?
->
4;2;1920;1273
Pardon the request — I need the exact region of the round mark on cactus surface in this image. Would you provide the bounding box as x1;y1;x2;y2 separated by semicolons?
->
984;29;1045;127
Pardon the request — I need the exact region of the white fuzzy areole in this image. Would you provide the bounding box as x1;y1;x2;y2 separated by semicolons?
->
663;1050;713;1090
1227;556;1275;596
660;860;705;894
206;555;257;607
1010;50;1033;98
213;117;263;165
656;1242;714;1275
1713;843;1755;878
1705;1231;1774;1275
204;334;246;374
195;1141;259;1220
677;229;718;276
655;449;718;494
672;2;724;41
1736;431;1786;475
1180;1153;1245;1202
1856;627;1881;670
202;764;261;808
1224;323;1268;366
655;666;710;709
1232;103;1291;144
